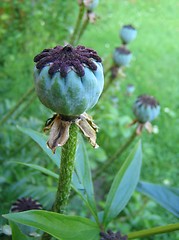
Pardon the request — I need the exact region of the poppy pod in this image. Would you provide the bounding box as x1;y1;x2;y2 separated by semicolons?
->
34;45;104;118
120;25;137;45
84;0;99;11
133;95;160;123
113;47;132;67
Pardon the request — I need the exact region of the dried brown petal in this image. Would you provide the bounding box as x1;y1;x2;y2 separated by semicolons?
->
47;116;71;153
75;113;98;148
144;121;153;133
44;113;99;152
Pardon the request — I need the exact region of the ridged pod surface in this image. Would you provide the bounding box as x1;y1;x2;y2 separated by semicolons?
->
133;95;160;123
34;45;104;117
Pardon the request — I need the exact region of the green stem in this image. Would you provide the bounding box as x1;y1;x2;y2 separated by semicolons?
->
41;123;78;240
53;123;78;213
74;16;89;44
128;223;179;239
69;4;85;45
94;129;138;180
13;93;36;120
0;86;34;125
101;76;113;96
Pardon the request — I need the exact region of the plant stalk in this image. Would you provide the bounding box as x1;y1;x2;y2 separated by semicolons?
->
69;4;85;45
128;223;179;239
74;16;89;44
0;86;34;125
53;123;78;213
41;123;78;240
13;93;36;120
94;129;138;180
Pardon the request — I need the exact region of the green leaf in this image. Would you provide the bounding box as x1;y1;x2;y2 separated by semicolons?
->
75;136;98;220
17;127;99;219
137;181;179;217
9;221;32;240
103;141;142;227
17;126;60;166
17;126;83;193
16;162;59;179
3;210;100;240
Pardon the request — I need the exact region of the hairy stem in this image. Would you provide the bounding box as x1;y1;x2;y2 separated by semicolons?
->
53;123;78;213
128;223;179;239
41;123;78;240
94;129;138;180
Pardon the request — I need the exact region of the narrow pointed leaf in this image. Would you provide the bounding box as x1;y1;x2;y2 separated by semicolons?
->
17;126;60;166
3;210;100;240
16;162;59;179
17;127;99;218
17;126;84;194
16;162;85;203
137;181;179;217
103;141;142;226
75;136;98;218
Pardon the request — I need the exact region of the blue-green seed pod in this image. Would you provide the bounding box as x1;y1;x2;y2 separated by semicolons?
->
113;47;132;67
120;25;137;45
133;95;160;123
84;0;99;11
34;45;104;117
126;84;135;94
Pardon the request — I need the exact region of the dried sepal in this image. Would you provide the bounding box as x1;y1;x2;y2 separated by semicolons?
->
129;119;153;135
75;113;99;148
143;121;153;133
136;123;144;135
87;11;97;23
82;112;98;132
44;113;99;153
45;115;71;153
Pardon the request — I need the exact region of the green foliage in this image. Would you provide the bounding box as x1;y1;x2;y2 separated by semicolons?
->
75;136;98;221
17;127;99;220
137;181;179;217
4;210;100;240
9;221;31;240
103;141;142;227
16;162;59;180
18;126;60;166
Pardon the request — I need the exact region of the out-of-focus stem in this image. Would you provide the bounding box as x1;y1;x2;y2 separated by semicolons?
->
13;93;36;120
69;4;85;45
94;129;138;180
0;86;34;125
74;16;89;44
128;223;179;239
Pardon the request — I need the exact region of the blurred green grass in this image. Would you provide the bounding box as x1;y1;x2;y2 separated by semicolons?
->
82;0;179;185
